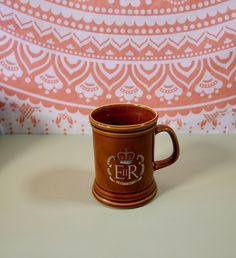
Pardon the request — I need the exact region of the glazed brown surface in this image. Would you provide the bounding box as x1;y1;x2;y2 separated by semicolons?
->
90;104;179;208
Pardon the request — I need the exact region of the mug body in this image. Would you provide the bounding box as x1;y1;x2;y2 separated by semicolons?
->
90;104;158;208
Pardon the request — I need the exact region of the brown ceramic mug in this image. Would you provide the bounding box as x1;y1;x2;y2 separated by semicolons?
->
89;103;179;208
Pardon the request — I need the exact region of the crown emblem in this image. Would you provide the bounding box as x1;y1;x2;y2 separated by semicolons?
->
117;149;135;165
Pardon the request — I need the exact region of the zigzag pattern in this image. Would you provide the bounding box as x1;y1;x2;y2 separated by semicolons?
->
0;37;235;109
1;23;236;60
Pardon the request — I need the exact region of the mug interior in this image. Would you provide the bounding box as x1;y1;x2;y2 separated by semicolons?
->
91;104;156;126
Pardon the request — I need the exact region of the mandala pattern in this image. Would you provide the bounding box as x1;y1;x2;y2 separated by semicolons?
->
0;0;236;134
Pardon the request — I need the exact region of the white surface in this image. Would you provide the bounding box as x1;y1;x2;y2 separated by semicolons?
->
0;134;236;258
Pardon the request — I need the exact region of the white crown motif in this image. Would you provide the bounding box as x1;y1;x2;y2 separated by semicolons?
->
117;149;135;165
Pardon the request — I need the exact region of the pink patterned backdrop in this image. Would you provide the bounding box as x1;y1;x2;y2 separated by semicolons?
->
0;0;236;134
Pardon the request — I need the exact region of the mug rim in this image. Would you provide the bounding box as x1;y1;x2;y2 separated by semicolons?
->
89;103;158;133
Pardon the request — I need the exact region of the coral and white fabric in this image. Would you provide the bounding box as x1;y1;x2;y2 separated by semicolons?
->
0;0;236;134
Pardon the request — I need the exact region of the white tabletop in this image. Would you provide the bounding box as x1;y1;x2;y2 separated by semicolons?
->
0;134;236;258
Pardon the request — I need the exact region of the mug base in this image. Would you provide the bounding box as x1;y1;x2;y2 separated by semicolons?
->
92;181;157;208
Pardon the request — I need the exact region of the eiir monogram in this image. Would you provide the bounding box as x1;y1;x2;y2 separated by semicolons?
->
107;149;145;186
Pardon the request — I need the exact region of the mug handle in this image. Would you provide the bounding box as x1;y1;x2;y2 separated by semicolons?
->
153;124;180;171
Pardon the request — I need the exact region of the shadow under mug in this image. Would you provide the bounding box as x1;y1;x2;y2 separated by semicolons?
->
89;103;179;208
